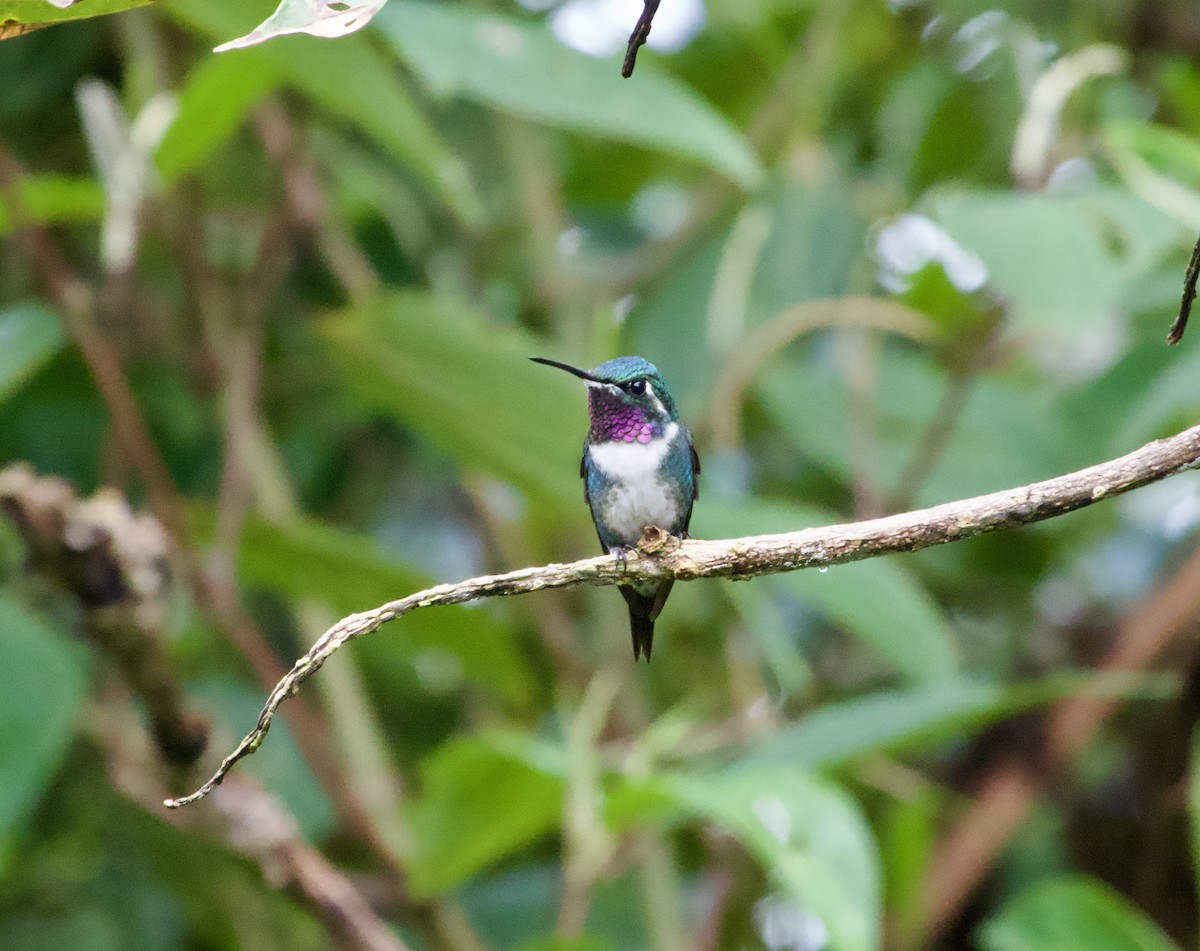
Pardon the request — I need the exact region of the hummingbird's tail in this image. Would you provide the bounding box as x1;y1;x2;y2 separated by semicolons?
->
628;603;655;662
619;583;674;663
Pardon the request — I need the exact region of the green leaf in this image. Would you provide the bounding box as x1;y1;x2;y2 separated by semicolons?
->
165;0;483;227
0;304;65;407
155;50;279;184
0;176;104;235
406;736;564;895
930;190;1185;364
0;596;87;875
373;3;763;188
757;346;1091;508
227;511;534;706
322;290;584;513
977;876;1181;951
614;766;880;951
631;171;867;408
0;0;151;31
732;673;1170;774
1107;340;1200;449
696;499;960;683
1106;121;1200;225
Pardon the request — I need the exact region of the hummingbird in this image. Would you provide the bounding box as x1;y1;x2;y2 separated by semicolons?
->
531;355;699;662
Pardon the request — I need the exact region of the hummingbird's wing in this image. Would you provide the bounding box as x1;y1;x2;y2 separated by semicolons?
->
689;439;700;501
580;445;616;551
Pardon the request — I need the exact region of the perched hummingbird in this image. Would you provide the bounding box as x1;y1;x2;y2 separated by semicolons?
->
531;356;699;662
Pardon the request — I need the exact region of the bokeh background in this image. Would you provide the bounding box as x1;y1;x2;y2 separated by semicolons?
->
2;0;1200;949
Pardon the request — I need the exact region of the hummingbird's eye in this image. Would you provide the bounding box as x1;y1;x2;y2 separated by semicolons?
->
628;380;647;396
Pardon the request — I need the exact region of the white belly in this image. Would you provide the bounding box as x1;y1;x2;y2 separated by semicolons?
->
589;424;681;542
600;473;679;541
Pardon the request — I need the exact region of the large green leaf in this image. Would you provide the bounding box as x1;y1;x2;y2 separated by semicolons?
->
757;345;1092;508
931;190;1184;363
732;673;1169;774
406;735;564;895
373;3;762;188
0;304;64;408
165;0;483;226
0;0;151;31
631;170;867;411
977;876;1181;951
322;291;584;513
155;50;279;184
0;596;88;875
611;766;880;951
1105;121;1200;226
696;499;960;683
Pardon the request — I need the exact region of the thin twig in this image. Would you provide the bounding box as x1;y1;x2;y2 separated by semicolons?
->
1167;231;1200;345
622;0;662;78
166;424;1200;807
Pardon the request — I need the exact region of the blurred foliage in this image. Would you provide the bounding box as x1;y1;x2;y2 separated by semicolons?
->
2;0;1200;949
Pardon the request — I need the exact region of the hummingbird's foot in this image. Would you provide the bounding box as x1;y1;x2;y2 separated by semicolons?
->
609;544;635;569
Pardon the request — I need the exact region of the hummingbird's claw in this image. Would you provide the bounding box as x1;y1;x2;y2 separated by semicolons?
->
609;544;634;568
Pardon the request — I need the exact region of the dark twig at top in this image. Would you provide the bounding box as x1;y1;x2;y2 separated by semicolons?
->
622;0;662;77
166;424;1200;808
1167;231;1200;345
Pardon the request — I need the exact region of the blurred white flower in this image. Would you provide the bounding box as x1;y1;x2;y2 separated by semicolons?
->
754;896;829;951
875;213;988;293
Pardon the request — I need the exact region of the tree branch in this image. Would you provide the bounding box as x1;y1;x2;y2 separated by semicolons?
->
622;0;662;78
165;424;1200;807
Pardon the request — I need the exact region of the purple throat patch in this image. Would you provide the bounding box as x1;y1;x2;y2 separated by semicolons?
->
588;390;663;444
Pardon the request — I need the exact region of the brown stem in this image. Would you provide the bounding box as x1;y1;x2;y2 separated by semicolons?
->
622;0;662;78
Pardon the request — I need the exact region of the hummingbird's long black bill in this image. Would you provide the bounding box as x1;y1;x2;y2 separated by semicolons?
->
529;357;601;382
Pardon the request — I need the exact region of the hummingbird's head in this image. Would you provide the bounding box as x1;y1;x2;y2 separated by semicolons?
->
531;355;677;444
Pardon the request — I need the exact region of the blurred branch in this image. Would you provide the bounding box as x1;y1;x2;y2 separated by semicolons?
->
255;103;380;301
885;310;1003;513
168;424;1200;807
207;781;414;951
622;0;661;78
0;463;208;766
557;668;622;938
920;542;1200;939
